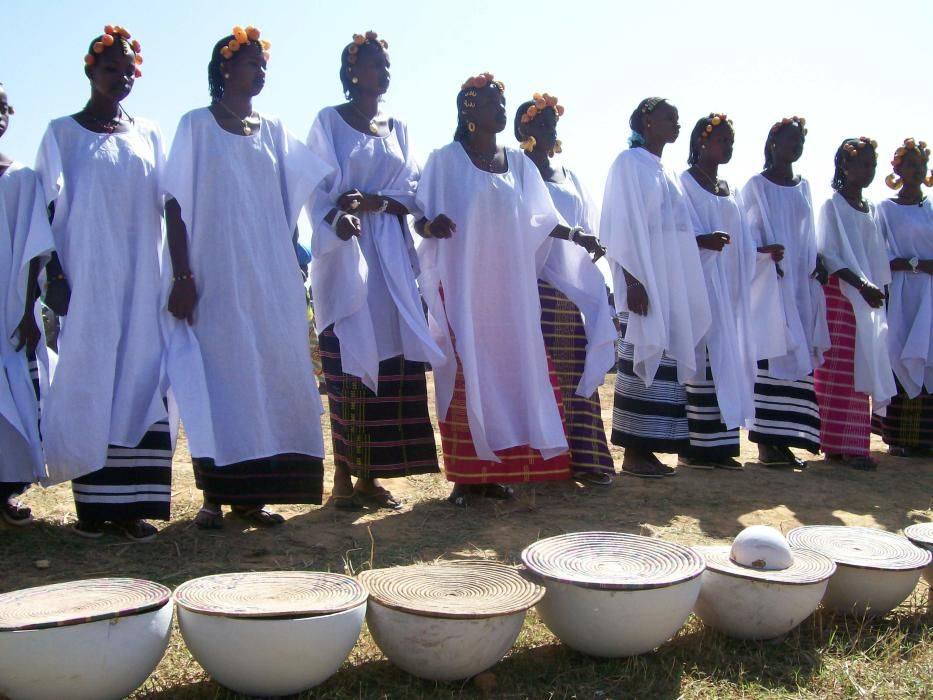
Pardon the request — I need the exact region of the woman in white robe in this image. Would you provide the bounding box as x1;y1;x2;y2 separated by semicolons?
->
874;138;933;455
35;28;171;541
0;83;53;526
679;113;780;470
415;73;602;506
600;97;711;478
306;32;443;511
738;117;830;468
513;92;616;485
163;27;331;529
814;137;894;470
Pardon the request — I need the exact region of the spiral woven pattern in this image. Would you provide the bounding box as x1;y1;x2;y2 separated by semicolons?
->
357;561;543;619
173;572;367;618
697;545;836;584
905;522;933;552
787;526;931;571
521;532;705;590
0;578;170;632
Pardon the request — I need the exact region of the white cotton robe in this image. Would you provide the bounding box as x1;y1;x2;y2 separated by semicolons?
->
161;109;331;465
35;118;168;484
0;163;54;484
876;199;933;398
817;194;895;411
738;175;830;380
415;144;567;462
305;107;443;390
540;168;617;397
680;173;770;429
599;148;711;385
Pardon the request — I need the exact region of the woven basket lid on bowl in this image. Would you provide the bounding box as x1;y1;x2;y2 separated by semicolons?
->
357;561;543;619
0;578;171;632
521;531;705;591
787;526;931;571
696;545;836;585
173;571;367;619
904;522;933;551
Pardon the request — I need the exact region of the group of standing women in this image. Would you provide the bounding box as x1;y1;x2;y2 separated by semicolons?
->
0;26;930;540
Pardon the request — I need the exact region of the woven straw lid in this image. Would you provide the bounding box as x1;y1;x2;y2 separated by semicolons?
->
697;545;836;585
904;522;933;552
787;526;931;571
173;571;367;619
0;578;170;632
357;561;543;619
521;531;705;590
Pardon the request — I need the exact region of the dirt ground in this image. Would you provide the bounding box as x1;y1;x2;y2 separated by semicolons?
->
1;377;931;698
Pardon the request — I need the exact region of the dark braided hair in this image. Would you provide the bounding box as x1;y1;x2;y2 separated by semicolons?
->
84;33;136;78
688;114;734;165
453;81;505;143
763;117;807;169
208;35;235;101
628;97;667;146
831;137;878;192
513;100;536;141
339;40;386;100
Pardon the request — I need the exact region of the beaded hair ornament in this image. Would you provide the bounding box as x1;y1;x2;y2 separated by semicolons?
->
628;97;667;147
84;25;143;78
219;26;271;62
346;31;388;64
769;115;807;138
841;136;878;159
519;92;565;154
886;137;933;189
459;72;505;125
700;113;733;138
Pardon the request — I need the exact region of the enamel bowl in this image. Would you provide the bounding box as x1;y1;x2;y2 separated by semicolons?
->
358;561;543;681
694;545;836;639
904;522;933;586
0;578;172;700
787;526;931;616
174;571;367;696
521;532;705;657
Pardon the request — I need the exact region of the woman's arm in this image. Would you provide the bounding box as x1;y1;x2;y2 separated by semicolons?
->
165;197;197;324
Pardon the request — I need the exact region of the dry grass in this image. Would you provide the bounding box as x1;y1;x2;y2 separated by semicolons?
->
1;380;931;699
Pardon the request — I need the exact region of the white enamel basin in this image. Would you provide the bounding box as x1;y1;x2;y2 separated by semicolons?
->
365;600;526;681
177;602;365;696
0;602;172;700
822;565;922;616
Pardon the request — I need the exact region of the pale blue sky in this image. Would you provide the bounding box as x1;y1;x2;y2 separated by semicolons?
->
2;0;931;206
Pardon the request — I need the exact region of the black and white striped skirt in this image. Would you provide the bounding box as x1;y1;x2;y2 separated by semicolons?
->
611;316;689;454
748;360;821;453
71;419;173;522
684;352;740;459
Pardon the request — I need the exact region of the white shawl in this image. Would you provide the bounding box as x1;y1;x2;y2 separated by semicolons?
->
306;108;443;391
680;172;764;429
541;168;617;397
738;174;830;380
0;163;53;484
817;194;895;411
875;199;933;397
599;148;711;384
416;143;567;461
35;117;168;483
161;108;331;465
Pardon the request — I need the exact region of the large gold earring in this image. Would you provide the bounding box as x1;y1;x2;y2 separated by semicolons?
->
468;121;476;133
885;173;903;190
553;139;562;154
520;136;536;152
925;174;933;187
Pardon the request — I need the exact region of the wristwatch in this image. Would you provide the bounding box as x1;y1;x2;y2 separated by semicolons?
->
909;256;920;273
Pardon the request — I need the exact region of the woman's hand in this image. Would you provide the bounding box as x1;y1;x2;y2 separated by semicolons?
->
758;243;785;262
813;254;829;285
168;276;198;325
626;280;649;316
335;214;362;241
572;230;606;261
859;281;885;308
425;214;456;239
13;312;40;353
44;278;70;316
697;231;731;251
336;189;365;213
